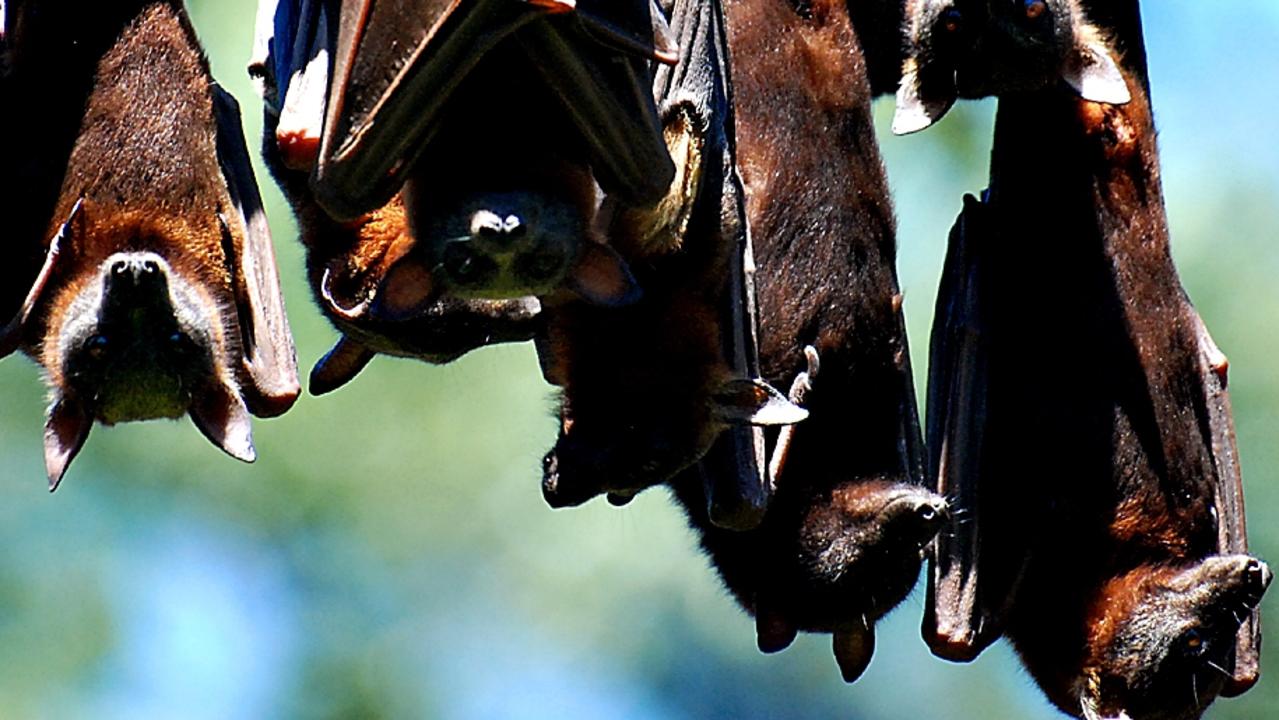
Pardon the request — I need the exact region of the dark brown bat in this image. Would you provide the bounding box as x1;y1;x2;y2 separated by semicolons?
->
922;5;1269;717
251;0;670;392
537;0;807;511
665;0;944;683
894;0;1130;134
0;0;299;488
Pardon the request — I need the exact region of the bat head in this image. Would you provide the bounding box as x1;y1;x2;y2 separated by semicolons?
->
894;0;1131;134
799;480;950;594
1074;555;1271;720
48;249;236;427
404;188;641;308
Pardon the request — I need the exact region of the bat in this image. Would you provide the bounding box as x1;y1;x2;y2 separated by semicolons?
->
894;0;1131;134
666;0;944;683
0;0;299;488
922;13;1269;718
537;0;807;512
250;0;675;392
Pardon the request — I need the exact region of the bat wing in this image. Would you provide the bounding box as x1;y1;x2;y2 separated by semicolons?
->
1192;314;1261;696
923;194;1016;661
313;0;542;219
516;11;674;207
314;0;674;218
211;85;301;418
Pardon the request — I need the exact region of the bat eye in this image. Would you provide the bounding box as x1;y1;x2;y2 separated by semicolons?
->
1180;629;1206;656
1024;1;1047;20
940;8;963;34
85;334;110;360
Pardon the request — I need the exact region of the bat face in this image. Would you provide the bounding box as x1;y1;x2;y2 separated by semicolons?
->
1073;556;1272;720
1;1;299;487
47;249;231;426
894;0;1130;134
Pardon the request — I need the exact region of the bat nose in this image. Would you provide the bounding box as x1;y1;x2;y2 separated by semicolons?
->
106;253;166;291
469;210;531;247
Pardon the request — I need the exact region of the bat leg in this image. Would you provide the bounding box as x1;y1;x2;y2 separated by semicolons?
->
832;619;875;683
767;345;820;486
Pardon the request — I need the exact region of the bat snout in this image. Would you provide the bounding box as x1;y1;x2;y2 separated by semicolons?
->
103;252;169;299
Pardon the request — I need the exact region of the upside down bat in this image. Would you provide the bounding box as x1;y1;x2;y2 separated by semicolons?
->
537;0;807;513
922;6;1268;717
251;0;676;392
662;0;945;683
894;0;1131;134
0;0;299;488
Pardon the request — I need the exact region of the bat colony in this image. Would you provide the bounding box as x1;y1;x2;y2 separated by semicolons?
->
0;0;1267;717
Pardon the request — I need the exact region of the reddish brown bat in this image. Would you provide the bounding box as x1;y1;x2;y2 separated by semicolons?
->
922;3;1269;717
660;0;945;683
250;0;670;392
0;0;299;488
894;0;1130;134
537;0;809;511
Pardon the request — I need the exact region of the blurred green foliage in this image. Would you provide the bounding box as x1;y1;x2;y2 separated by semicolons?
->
0;2;1276;718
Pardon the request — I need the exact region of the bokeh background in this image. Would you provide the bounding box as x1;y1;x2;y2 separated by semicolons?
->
1;2;1276;718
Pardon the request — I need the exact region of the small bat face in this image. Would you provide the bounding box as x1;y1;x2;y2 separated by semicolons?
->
895;0;1130;134
48;250;228;426
418;192;581;300
1075;556;1272;720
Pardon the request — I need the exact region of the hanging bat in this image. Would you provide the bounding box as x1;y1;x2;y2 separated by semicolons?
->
894;0;1131;134
537;0;807;512
0;0;299;488
923;23;1268;720
663;0;944;683
250;0;673;392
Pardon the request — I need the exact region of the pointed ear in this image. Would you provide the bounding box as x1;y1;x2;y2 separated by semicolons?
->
1062;38;1131;105
711;378;809;426
370;257;437;321
567;243;642;307
212;85;301;419
893;61;955;136
833;623;875;683
189;380;257;463
310;337;376;396
1;198;86;359
44;394;93;492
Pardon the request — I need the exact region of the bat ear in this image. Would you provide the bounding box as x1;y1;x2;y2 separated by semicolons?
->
711;378;808;426
310;337;376;396
44;394;93;492
1061;36;1131;105
211;84;301;419
893;61;956;135
832;623;875;684
189;378;257;463
1;198;86;359
566;243;643;307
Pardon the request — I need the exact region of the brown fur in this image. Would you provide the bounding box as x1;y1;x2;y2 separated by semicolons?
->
2;0;298;484
663;0;942;681
924;10;1268;715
